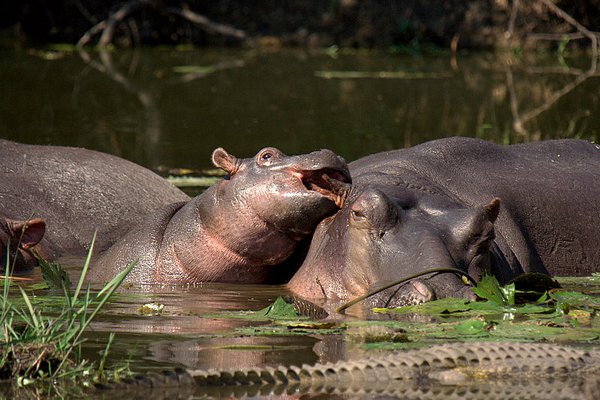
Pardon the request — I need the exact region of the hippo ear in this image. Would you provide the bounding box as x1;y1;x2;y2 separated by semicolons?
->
483;197;500;223
7;218;46;249
212;148;240;176
463;199;499;251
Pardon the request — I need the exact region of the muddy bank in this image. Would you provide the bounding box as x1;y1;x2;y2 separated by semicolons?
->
2;1;599;50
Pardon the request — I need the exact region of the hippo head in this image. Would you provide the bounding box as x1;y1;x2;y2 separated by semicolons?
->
211;147;351;240
0;218;46;273
288;186;500;308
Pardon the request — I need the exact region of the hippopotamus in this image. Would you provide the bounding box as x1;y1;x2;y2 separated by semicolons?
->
87;147;350;284
288;137;600;308
0;139;189;273
0;217;46;273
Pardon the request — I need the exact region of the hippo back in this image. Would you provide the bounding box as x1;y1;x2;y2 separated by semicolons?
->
349;137;600;276
0;139;189;259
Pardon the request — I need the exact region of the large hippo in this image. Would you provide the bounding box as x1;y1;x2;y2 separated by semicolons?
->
87;147;350;284
0;139;189;273
288;137;600;307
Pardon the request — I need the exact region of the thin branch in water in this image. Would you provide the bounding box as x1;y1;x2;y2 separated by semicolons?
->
505;62;599;137
527;32;586;41
78;0;247;48
73;0;98;24
536;0;599;60
507;0;520;38
164;5;247;40
127;16;142;48
98;0;149;47
505;68;526;136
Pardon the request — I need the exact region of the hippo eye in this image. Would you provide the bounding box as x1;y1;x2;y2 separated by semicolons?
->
257;148;282;165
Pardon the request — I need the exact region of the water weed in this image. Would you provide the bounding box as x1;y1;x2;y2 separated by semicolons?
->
0;233;134;382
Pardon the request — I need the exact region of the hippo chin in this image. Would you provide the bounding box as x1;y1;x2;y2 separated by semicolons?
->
88;147;350;284
1;139;189;273
289;137;600;308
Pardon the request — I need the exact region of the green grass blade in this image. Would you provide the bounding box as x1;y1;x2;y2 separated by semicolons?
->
98;332;115;376
54;260;135;376
74;230;97;301
18;287;40;331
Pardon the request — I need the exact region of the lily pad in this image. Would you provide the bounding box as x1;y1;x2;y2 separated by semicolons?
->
453;319;490;336
373;297;473;316
374;296;551;318
550;290;600;311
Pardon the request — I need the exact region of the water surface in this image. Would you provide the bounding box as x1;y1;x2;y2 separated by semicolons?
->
1;47;598;169
2;46;600;399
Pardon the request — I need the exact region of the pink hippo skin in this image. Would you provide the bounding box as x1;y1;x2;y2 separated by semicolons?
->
87;147;350;284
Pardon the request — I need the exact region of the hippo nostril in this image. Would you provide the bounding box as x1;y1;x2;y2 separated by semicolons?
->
351;209;365;219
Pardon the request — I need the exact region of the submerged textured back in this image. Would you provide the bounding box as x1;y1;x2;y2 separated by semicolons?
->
93;342;600;399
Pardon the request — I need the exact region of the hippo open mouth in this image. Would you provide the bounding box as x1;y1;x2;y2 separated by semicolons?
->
301;168;351;207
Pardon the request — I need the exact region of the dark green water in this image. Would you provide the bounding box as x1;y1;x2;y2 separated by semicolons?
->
2;46;600;399
1;47;599;170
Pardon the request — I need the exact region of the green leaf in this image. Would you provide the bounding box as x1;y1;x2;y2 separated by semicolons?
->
39;258;71;292
550;290;600;312
257;297;299;320
499;282;516;305
374;297;473;315
453;319;489;336
472;274;511;305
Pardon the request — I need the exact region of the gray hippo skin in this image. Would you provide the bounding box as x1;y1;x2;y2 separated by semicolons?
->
0;139;189;273
289;137;600;307
87;147;350;284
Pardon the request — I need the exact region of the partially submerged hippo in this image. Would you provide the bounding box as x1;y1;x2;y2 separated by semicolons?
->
289;137;600;307
0;217;46;273
87;147;350;284
0;139;189;273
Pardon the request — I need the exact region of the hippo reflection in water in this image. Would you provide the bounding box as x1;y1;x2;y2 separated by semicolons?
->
289;137;600;308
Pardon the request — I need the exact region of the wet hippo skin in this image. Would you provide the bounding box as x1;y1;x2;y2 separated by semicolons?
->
288;137;600;307
0;139;189;273
87;147;350;284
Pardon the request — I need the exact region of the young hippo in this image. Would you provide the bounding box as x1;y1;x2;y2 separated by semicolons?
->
87;147;350;284
0;139;190;273
289;137;600;308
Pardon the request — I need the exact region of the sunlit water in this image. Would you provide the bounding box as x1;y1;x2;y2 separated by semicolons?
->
2;46;600;398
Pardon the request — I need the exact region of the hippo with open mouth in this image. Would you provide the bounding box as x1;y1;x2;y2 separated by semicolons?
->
88;147;350;284
288;137;600;308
